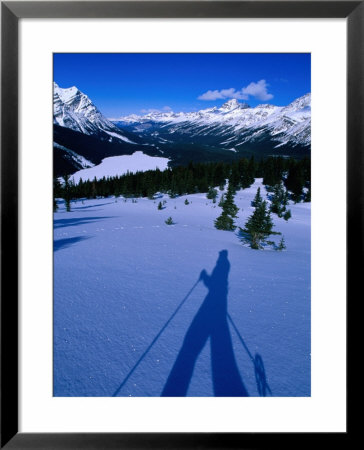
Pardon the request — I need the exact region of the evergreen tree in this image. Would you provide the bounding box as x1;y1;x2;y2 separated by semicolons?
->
168;177;178;198
62;174;72;212
223;184;239;218
251;187;263;208
270;182;289;218
283;209;291;221
239;200;274;249
91;177;97;199
277;236;286;251
184;198;189;205
214;211;236;231
206;186;218;203
158;201;163;210
165;216;174;225
262;156;285;188
229;163;241;191
214;183;239;231
285;160;305;202
248;156;256;181
240;158;255;189
218;194;225;207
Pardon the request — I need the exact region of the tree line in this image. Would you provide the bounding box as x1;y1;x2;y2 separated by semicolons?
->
54;155;311;206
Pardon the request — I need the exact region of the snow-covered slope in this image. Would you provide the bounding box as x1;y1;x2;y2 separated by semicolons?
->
115;94;311;148
54;179;311;397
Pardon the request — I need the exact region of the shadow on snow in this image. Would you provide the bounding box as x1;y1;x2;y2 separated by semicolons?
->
69;201;116;210
54;236;91;252
112;250;272;397
54;216;115;229
161;250;249;397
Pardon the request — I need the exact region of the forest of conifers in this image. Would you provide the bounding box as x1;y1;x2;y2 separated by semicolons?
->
54;156;311;204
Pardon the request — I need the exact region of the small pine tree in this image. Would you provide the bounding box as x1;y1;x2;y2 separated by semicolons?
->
214;183;239;231
223;184;239;218
283;209;291;221
270;182;289;218
239;200;274;249
277;236;286;251
184;198;189;205
165;216;174;225
214;211;236;231
251;187;263;208
158;201;163;210
207;186;218;202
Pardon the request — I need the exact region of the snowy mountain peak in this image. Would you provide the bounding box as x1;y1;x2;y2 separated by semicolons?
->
220;99;249;111
53;82;132;141
284;93;311;112
54;82;80;103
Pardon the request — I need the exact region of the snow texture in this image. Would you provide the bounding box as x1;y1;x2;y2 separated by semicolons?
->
54;179;310;397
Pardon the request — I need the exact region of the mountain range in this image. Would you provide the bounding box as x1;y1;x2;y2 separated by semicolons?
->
53;82;311;177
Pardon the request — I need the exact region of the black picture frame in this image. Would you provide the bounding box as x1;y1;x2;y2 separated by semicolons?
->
1;1;358;448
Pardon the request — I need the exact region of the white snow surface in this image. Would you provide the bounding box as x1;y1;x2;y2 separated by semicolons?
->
54;179;310;397
70;151;170;183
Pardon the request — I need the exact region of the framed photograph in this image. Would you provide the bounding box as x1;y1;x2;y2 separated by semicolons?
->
1;1;358;448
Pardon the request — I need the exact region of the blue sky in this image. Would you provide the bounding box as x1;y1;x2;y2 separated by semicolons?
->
54;53;310;117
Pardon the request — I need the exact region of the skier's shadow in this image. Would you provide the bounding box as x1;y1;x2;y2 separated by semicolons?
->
161;250;249;397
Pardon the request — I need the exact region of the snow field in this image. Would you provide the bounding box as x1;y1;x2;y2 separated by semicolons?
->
70;151;170;184
54;179;310;397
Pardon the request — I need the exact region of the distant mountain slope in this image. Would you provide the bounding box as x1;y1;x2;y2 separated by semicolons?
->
113;94;311;151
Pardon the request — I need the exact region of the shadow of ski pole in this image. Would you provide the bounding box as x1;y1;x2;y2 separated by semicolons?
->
112;279;200;397
227;313;272;397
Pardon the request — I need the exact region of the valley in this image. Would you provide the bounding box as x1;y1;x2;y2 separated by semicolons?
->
53;83;311;177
